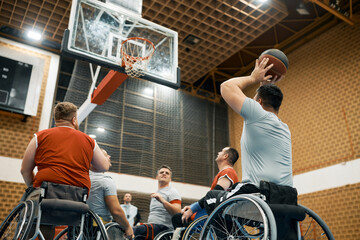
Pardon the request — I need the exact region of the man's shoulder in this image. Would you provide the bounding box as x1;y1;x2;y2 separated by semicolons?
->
221;167;236;173
162;186;179;193
90;172;114;182
35;127;55;136
37;127;92;138
240;97;271;122
241;97;263;113
162;186;181;199
129;204;138;210
121;204;138;210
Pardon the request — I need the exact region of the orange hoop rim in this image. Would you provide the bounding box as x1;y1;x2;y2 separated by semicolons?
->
120;37;155;61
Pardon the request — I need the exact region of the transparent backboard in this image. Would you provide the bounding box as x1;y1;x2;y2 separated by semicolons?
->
61;0;180;88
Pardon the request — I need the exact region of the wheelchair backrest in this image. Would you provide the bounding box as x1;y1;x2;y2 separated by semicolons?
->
41;181;88;202
259;180;298;205
39;181;89;226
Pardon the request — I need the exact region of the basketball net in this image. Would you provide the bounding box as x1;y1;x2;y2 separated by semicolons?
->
120;37;155;78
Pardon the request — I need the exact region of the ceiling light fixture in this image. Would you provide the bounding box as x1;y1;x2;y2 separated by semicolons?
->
97;127;105;132
183;34;201;46
143;87;153;95
296;2;310;15
26;30;42;41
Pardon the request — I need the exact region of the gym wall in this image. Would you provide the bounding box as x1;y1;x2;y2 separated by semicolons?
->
229;20;360;239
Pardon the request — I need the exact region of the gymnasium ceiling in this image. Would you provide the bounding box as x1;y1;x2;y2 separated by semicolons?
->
0;0;359;102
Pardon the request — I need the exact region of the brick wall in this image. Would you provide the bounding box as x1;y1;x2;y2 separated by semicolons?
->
298;183;360;240
0;181;27;222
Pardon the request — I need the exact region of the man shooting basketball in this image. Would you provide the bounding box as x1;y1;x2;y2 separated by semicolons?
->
220;57;292;187
182;57;293;220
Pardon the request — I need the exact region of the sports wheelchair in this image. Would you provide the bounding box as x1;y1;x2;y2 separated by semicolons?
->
153;215;208;240
155;181;334;240
0;182;109;240
55;222;126;240
199;181;335;240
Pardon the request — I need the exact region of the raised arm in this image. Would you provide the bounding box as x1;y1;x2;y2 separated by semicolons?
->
21;137;36;187
220;58;273;113
91;143;110;172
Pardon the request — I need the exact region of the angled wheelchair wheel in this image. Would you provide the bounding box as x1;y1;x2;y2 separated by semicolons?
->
182;215;207;240
105;222;126;240
200;194;277;240
298;204;335;240
54;209;108;240
0;200;35;240
153;229;174;240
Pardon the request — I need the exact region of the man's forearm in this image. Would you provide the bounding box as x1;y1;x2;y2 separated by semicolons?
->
221;76;256;91
162;201;181;215
113;212;131;230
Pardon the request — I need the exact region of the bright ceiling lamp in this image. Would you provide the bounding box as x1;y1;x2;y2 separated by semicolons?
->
26;30;42;41
143;87;153;95
97;127;105;132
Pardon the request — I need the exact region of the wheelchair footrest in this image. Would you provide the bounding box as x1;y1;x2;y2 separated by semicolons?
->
41;199;89;214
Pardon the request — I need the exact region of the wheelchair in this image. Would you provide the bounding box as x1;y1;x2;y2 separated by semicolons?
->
55;221;126;240
199;181;335;240
0;182;109;240
104;222;126;240
0;200;35;240
153;215;208;240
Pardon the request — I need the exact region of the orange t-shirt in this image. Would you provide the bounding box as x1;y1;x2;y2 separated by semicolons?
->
210;167;239;191
191;167;239;221
33;126;95;190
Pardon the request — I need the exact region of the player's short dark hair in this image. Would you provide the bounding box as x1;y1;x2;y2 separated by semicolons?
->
157;165;172;177
225;147;239;165
54;102;77;121
256;85;283;112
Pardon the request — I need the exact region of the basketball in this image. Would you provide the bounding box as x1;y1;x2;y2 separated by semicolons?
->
259;49;289;80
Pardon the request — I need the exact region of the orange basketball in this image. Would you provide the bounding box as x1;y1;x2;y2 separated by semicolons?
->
259;49;289;80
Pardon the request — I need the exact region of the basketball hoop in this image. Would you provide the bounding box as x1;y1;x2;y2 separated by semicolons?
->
120;37;155;78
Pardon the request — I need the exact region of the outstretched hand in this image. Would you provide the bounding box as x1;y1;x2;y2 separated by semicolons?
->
250;58;274;84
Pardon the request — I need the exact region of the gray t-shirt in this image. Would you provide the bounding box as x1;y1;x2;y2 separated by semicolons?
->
240;98;293;187
87;171;117;221
147;186;181;229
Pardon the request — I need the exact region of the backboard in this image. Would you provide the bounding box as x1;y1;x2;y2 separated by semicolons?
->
61;0;180;89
